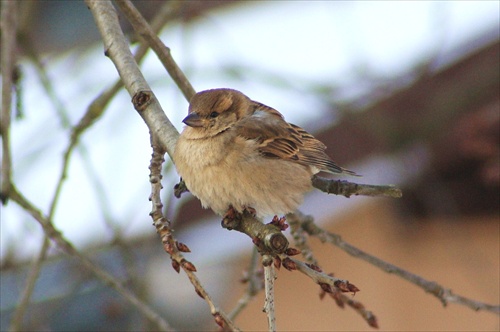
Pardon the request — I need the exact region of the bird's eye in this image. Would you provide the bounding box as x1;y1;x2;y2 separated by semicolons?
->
209;111;219;118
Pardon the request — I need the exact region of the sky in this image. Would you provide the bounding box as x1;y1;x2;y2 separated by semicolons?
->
2;1;499;263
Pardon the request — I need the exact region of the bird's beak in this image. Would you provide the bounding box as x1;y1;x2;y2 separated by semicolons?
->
182;113;204;128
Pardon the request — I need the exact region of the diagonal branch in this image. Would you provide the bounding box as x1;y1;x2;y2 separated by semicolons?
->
114;0;196;101
296;210;500;315
9;185;173;330
149;141;239;331
86;0;178;159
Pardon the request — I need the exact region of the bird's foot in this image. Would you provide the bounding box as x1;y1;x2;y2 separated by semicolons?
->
242;206;257;218
221;205;242;230
269;215;289;231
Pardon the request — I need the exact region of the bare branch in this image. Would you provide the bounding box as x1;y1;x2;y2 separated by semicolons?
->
149;142;239;331
262;256;277;332
312;176;402;198
228;248;263;320
114;0;196;101
9;238;50;331
296;210;500;315
0;0;17;204
86;0;178;159
9;185;173;331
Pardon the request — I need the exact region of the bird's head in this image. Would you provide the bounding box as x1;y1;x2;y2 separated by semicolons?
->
181;88;253;139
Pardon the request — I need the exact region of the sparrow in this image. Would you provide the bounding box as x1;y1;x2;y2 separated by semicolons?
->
174;88;356;220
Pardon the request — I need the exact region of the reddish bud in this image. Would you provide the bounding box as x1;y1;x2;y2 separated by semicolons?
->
282;257;297;271
334;280;349;292
367;315;379;329
163;242;174;255
268;215;289;231
252;237;261;246
176;241;191;253
347;283;360;294
171;260;180;273
285;247;301;256
213;313;224;328
306;263;322;272
334;280;359;293
320;282;333;293
331;291;345;308
273;256;282;270
182;259;197;272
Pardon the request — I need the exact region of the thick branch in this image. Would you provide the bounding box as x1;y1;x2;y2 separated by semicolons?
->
221;212;289;255
86;0;178;159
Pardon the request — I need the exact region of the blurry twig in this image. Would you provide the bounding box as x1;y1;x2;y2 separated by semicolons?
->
9;238;50;331
9;185;173;330
292;211;500;315
0;0;17;204
7;5;182;328
228;247;263;320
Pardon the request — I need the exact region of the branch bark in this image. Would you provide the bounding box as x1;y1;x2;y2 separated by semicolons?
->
86;0;178;159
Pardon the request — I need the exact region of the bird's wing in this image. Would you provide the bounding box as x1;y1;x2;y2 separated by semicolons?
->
233;103;355;175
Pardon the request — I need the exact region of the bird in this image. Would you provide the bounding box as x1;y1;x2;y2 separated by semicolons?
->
173;88;356;220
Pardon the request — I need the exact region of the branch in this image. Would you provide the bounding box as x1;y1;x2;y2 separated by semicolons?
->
0;0;17;204
296;211;500;315
86;0;178;159
228;247;263;320
9;237;50;331
262;255;277;332
312;175;402;198
114;0;196;101
149;141;239;331
9;185;173;330
287;212;379;328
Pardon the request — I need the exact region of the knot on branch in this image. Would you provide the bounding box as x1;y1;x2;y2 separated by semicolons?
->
132;90;153;112
221;210;290;255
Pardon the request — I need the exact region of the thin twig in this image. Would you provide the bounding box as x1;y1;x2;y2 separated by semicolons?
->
9;185;173;330
0;0;17;204
287;212;319;266
286;257;359;294
149;142;239;331
114;0;196;101
228;247;263;320
298;211;500;315
262;256;277;332
9;237;50;332
287;212;379;328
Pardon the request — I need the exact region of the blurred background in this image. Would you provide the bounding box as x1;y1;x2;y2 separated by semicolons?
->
1;1;499;331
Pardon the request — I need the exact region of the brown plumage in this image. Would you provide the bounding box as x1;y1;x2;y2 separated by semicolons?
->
174;88;356;219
